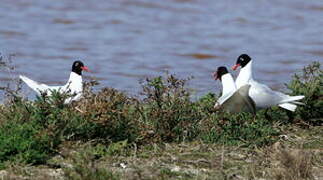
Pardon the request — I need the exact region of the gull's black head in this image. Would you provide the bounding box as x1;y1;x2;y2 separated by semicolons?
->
72;60;89;75
214;66;229;81
232;54;252;70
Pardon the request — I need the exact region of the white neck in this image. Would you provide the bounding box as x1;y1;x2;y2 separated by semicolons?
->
221;73;236;96
236;60;253;88
65;72;83;93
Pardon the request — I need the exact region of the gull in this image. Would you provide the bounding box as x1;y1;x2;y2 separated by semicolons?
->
19;60;90;104
232;54;304;111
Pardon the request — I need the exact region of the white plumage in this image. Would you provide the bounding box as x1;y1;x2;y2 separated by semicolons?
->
216;73;237;106
215;67;256;114
20;72;83;104
234;56;304;111
19;60;89;104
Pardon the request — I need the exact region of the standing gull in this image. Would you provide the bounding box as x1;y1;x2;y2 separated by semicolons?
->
232;54;304;111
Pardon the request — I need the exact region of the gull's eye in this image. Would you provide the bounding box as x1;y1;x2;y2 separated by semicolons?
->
240;57;244;61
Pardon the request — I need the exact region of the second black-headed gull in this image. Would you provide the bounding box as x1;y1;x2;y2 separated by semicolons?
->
232;54;304;111
214;66;256;114
19;60;90;104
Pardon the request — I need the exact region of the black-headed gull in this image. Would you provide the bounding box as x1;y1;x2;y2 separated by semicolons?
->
232;54;304;111
214;66;256;114
19;60;90;104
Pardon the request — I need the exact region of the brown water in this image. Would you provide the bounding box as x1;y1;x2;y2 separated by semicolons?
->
1;0;322;98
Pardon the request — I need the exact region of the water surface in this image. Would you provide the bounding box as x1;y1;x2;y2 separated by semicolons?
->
0;0;322;98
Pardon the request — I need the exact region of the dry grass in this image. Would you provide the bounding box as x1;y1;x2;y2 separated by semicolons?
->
0;138;321;180
268;142;314;180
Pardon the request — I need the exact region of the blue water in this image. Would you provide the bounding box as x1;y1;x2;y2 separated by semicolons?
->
0;0;322;98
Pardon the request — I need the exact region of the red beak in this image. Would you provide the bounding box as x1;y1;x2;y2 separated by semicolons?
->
231;64;240;71
81;66;90;72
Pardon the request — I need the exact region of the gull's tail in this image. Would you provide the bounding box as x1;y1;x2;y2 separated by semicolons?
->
278;95;305;111
19;75;49;94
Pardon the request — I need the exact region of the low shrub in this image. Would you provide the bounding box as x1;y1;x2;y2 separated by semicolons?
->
0;119;53;168
0;98;59;168
136;75;202;143
0;90;96;168
200;112;280;146
75;87;140;142
287;61;323;125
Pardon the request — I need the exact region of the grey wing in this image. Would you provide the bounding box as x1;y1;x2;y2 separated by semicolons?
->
237;85;256;114
220;85;256;114
249;80;286;107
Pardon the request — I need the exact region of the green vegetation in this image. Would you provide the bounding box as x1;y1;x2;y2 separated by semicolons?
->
199;112;280;146
0;60;321;179
287;61;323;125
